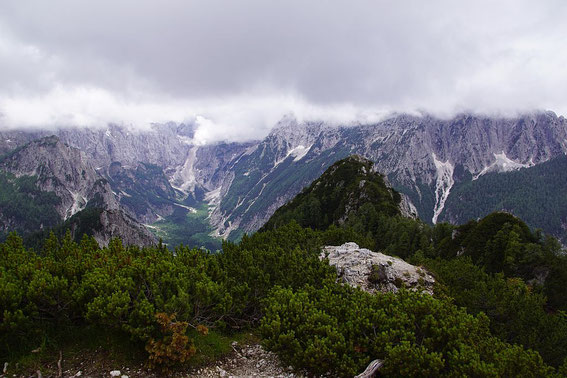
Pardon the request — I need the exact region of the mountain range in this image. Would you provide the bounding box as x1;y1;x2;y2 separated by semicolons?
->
1;111;566;247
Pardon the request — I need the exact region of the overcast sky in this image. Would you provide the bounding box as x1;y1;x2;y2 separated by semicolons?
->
0;1;566;142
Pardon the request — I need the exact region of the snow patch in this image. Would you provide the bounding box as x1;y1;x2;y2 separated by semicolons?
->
177;135;195;146
175;203;197;213
120;190;131;198
292;144;312;161
473;152;533;180
432;153;454;224
273;144;313;167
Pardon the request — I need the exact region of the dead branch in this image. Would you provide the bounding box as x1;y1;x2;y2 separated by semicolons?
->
57;351;62;378
355;359;384;378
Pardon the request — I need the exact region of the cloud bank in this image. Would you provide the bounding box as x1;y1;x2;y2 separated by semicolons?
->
0;0;566;142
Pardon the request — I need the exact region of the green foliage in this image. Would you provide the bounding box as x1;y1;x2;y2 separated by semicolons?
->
2;153;567;375
261;285;552;377
0;232;229;361
420;256;567;367
217;222;338;325
0;224;336;367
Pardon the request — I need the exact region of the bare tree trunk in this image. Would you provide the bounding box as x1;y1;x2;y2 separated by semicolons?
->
57;351;62;378
355;359;384;378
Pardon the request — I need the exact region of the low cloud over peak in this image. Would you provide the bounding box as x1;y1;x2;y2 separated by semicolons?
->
0;0;566;142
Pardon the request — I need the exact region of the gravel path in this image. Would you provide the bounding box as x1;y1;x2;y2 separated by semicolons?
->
191;343;300;378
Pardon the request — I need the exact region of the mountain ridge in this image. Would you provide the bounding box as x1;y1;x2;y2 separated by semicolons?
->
0;111;566;247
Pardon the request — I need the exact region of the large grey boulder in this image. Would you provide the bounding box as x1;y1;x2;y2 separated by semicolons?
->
322;242;435;295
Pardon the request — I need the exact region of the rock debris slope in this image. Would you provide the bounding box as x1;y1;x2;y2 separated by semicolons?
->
192;342;300;378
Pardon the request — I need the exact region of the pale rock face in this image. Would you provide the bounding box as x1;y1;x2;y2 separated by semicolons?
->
57;123;193;169
206;112;567;237
268;115;327;160
322;242;435;295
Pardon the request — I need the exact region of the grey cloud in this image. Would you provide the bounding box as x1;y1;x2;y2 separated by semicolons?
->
0;0;566;140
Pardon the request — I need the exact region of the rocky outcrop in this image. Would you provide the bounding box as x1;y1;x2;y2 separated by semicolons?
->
322;242;435;295
399;193;419;219
92;209;156;247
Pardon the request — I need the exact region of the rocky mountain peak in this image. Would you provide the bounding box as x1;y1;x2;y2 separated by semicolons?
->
268;116;327;156
0;136;118;219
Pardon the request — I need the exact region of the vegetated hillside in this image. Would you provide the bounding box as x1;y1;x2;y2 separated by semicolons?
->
2;222;563;377
261;155;401;231
441;154;567;244
2;161;567;376
260;156;567;370
0;172;61;238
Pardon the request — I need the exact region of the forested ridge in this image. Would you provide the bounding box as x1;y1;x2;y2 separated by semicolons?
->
0;172;61;238
2;156;567;376
442;154;567;243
